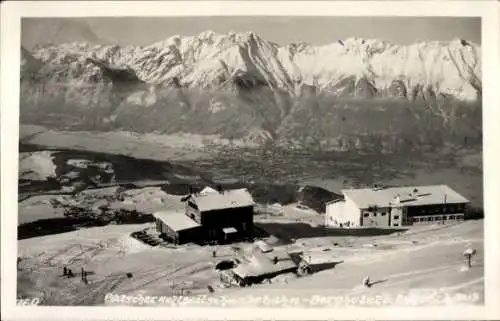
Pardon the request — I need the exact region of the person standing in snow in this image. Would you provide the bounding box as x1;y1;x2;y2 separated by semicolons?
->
463;244;476;268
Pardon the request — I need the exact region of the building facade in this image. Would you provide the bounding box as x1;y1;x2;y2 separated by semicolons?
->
325;185;469;228
154;187;255;244
184;188;255;243
153;211;201;244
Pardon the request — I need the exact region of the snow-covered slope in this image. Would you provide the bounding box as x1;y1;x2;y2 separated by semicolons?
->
278;37;481;101
23;31;481;101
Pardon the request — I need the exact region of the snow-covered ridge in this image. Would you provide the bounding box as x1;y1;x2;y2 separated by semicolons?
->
24;31;481;101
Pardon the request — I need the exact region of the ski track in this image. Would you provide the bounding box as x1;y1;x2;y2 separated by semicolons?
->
19;219;483;305
123;261;209;293
439;276;484;293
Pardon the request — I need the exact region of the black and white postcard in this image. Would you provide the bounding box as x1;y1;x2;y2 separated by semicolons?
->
1;1;500;320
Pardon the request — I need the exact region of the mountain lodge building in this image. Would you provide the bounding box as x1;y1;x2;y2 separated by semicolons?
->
153;187;255;244
325;185;469;228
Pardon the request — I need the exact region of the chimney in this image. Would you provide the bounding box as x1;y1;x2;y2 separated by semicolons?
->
217;185;223;194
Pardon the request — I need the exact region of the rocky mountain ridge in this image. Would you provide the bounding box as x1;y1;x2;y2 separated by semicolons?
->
22;31;481;101
20;31;482;150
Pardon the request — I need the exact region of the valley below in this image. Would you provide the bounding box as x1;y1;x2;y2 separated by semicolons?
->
16;123;484;307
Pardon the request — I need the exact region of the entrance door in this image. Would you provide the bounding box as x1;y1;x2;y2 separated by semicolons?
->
391;207;403;227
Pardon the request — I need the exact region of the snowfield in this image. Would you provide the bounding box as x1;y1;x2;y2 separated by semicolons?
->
19;151;57;181
17;217;483;307
18;195;66;224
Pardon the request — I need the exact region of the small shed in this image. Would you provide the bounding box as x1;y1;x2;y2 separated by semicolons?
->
255;240;273;253
297;251;342;274
231;250;297;286
153;211;201;244
222;227;238;243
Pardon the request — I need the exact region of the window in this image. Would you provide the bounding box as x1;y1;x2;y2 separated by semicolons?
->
429;217;434;221
393;223;399;227
393;215;400;220
188;201;198;210
373;213;378;217
381;212;387;216
448;215;455;220
363;213;369;217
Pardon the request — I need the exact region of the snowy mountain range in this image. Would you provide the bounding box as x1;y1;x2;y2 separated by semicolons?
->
22;30;481;100
20;31;482;149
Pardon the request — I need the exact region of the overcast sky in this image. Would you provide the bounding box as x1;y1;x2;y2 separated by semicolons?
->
22;17;481;48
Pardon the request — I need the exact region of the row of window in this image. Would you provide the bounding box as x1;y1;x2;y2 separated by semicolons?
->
363;212;387;217
416;206;463;215
363;207;464;219
362;212;400;220
413;214;464;222
187;201;199;211
328;219;355;227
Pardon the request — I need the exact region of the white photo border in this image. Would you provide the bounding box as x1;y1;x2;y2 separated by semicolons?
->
1;1;499;320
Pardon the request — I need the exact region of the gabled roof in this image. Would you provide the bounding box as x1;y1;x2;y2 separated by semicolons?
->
341;185;469;209
200;186;218;195
189;188;255;212
153;210;201;232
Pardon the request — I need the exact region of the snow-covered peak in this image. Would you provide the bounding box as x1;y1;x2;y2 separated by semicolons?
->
24;31;481;101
